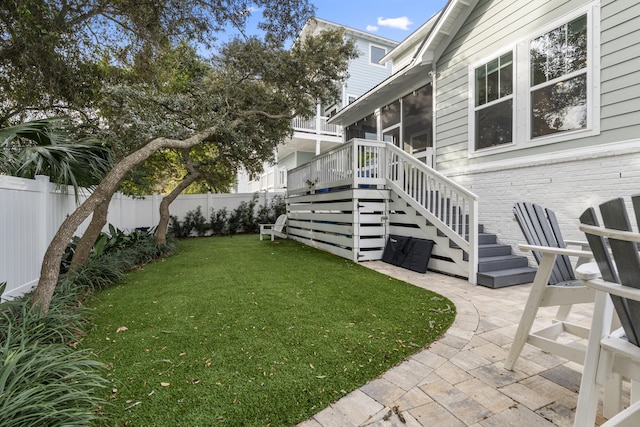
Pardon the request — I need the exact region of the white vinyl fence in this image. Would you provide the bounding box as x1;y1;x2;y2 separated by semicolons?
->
0;175;282;300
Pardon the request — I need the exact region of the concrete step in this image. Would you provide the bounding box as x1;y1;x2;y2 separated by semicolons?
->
477;267;538;288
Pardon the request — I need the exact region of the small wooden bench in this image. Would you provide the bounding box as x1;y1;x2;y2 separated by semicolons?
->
259;214;287;241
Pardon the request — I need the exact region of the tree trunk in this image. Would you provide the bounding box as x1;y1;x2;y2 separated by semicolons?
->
31;128;218;312
155;169;201;245
68;197;110;272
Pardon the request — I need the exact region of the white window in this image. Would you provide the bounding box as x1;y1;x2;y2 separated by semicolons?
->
469;6;599;155
530;15;588;138
474;52;514;150
370;44;387;67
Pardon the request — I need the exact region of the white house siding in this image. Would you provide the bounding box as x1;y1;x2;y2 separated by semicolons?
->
278;153;298;171
599;1;640;140
436;0;603;171
431;0;640;262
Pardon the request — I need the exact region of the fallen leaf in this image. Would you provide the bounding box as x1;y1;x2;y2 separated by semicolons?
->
160;382;170;387
124;401;141;411
116;326;128;333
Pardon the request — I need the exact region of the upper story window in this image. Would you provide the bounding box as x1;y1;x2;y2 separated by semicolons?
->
370;44;387;67
469;6;598;155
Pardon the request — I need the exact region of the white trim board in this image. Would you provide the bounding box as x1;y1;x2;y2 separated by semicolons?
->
442;139;640;177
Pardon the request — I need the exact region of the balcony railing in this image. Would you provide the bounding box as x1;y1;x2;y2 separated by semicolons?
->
291;115;342;136
287;139;386;195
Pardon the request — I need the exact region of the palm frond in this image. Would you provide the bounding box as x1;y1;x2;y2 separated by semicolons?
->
0;117;70;148
1;118;114;199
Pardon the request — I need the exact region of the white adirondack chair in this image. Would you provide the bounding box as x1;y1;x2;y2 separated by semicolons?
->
574;196;640;426
259;214;287;241
505;202;595;370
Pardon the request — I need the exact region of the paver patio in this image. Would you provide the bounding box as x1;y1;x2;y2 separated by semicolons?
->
298;261;623;427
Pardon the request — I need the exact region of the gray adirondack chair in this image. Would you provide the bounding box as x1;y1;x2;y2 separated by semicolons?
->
574;196;640;426
505;202;595;370
259;214;287;241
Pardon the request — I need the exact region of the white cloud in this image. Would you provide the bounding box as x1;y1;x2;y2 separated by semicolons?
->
366;25;379;32
377;16;413;31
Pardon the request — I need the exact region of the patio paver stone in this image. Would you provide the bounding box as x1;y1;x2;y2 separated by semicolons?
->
297;261;621;426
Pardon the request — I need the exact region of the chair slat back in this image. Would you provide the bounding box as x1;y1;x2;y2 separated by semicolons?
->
274;214;287;233
580;197;640;346
513;202;575;285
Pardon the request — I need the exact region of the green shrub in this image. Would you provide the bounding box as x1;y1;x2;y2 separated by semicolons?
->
255;194;286;225
0;233;177;427
184;206;209;236
171;193;286;237
210;207;229;235
168;215;188;238
0;326;107;427
0;287;106;426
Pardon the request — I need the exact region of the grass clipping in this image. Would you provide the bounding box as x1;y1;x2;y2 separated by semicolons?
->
82;235;455;426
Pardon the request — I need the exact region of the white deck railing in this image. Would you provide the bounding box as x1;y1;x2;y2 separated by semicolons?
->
291;116;342;136
287;139;479;284
287;139;387;194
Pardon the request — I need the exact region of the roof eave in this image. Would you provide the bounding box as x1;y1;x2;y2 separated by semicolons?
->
329;0;479;126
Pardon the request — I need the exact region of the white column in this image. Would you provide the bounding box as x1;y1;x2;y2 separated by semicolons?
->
315;103;322;155
273;149;280;188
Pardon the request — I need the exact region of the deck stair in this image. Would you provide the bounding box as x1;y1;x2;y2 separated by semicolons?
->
397;198;537;288
475;227;537;288
286;139;538;287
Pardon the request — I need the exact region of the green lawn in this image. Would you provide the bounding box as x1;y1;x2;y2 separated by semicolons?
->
82;235;455;426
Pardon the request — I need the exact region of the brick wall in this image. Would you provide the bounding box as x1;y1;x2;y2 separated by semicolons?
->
446;149;640;265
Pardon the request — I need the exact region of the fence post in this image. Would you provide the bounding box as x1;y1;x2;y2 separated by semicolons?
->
152;193;160;227
35;175;51;265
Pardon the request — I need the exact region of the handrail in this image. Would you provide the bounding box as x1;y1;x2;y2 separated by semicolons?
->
385;143;478;284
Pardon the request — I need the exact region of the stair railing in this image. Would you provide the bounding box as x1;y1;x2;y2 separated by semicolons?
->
385;143;478;285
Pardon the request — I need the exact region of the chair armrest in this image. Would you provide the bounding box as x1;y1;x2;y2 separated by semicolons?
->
518;244;593;259
575;262;601;280
583;277;640;301
565;239;590;248
260;223;275;231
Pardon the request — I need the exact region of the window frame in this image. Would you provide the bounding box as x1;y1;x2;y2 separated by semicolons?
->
369;43;388;68
467;4;600;157
472;50;516;151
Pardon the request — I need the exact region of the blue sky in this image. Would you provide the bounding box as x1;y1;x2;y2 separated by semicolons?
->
311;0;448;42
